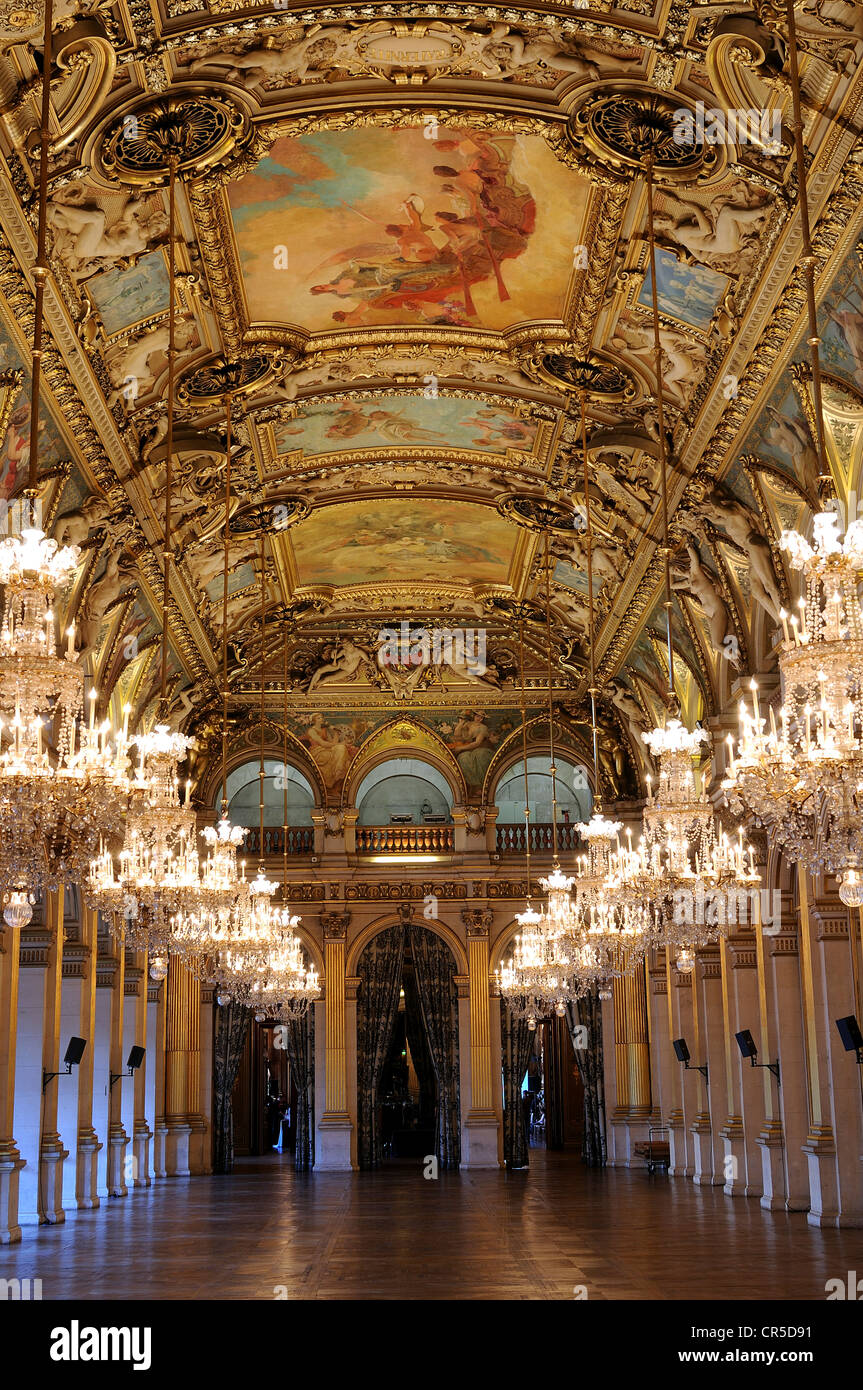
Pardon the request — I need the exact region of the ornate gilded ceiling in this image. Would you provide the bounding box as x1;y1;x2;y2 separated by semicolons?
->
2;0;863;805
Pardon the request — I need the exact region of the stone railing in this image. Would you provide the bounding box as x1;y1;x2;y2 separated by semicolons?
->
355;825;455;854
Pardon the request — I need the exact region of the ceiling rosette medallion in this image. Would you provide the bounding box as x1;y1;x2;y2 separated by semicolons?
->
567;86;727;182
177;354;284;407
497;494;585;535
94;92;252;186
229;498;310;535
536;353;636;402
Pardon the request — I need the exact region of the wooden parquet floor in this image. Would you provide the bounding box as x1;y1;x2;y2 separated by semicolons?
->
2;1150;859;1300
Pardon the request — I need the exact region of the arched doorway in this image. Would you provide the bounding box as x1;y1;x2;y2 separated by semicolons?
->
356;916;460;1171
496;928;606;1171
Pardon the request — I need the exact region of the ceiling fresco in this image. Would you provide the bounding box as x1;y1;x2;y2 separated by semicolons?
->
2;0;863;806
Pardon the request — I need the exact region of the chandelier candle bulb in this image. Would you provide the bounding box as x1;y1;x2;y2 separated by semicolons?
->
750;680;760;723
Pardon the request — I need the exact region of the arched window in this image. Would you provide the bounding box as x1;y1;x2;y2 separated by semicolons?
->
494;755;592;824
222;760;316;827
354;758;454;826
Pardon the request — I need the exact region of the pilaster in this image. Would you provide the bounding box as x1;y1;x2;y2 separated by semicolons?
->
317;912;353;1170
460;909;500;1167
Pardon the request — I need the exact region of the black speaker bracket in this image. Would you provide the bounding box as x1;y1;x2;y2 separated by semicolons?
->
749;1056;781;1084
42;1063;73;1093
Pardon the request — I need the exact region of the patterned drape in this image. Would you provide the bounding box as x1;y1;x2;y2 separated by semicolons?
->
213;1002;251;1174
402;963;436;1126
565;991;607;1167
281;1007;315;1171
500;1000;533;1170
357;924;405;1169
408;923;461;1170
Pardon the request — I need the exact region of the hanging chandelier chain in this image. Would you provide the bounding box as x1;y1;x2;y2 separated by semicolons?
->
542;530;560;861
26;0;54;506
579;387;603;811
219;392;233;819
643;151;676;708
258;528;266;875
785;0;831;502
158;156;179;720
283;620;289;897
517;616;532;904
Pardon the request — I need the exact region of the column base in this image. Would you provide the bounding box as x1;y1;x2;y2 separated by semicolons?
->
132;1124;152;1188
106;1125;129;1197
0;1143;24;1244
690;1116;721;1184
460;1110;500;1168
803;1127;839;1228
152;1120;167;1179
163;1121;192;1177
316;1114;354;1171
38;1139;69;1223
719;1121;746;1197
668;1113;692;1177
608;1117;652;1168
75;1132;102;1210
187;1114;208;1176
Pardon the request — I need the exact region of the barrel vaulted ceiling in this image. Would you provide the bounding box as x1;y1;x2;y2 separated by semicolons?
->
2;0;863;804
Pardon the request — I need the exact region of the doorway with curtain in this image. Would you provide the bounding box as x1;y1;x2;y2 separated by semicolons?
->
356;917;461;1171
500;993;607;1169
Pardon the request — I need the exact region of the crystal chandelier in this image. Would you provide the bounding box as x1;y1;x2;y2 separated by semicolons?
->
498;592;580;1024
721;1;863;908
210;530;299;1006
565;380;652;982
596;140;758;953
167;385;251;966
0;0;129;918
85;142;205;948
248;921;320;1022
725;512;863;905
87;724;201;950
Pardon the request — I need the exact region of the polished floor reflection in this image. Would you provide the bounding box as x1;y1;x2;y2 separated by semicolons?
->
1;1151;856;1301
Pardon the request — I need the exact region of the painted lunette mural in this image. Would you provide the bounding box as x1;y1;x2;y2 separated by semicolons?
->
228;124;588;331
288;497;521;588
281;706;523;791
272;397;539;458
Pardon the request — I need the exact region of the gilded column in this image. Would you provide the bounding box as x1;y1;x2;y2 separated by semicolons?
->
39;888;68;1221
610;959;652;1165
461;909;499;1168
757;893;806;1210
691;948;725;1185
317;912;352;1170
807;888;863;1226
106;932;129;1196
163;956;197;1176
723;930;762;1198
668;957;695;1178
0;919;23;1242
132;951;151;1187
796;873;839;1223
75;905;101;1209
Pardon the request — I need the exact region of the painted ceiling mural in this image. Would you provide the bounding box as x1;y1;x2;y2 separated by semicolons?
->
0;0;862;809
